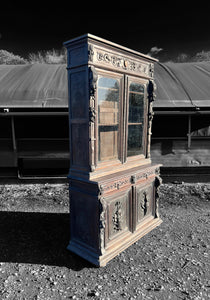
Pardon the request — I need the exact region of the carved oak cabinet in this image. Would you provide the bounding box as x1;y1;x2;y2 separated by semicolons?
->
64;34;162;266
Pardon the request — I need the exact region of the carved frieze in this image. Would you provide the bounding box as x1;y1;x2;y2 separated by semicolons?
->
100;177;130;194
88;44;152;78
96;50;149;75
99;166;157;195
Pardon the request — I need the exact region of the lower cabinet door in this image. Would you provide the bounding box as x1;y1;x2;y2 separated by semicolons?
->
103;179;157;248
135;180;155;226
105;189;132;246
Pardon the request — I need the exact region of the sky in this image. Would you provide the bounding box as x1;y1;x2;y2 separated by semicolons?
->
1;4;210;61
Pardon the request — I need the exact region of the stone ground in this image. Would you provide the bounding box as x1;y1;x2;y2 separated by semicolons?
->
0;182;209;299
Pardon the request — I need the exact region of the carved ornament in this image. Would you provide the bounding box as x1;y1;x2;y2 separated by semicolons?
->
154;176;162;219
89;106;96;123
112;201;122;232
99;196;107;253
88;44;152;77
140;191;149;216
99;167;156;194
96;51;149;75
89;66;98;99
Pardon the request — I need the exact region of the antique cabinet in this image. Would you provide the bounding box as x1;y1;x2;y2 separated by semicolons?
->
64;34;162;266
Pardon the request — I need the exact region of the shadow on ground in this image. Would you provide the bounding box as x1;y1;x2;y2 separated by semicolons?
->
0;211;92;270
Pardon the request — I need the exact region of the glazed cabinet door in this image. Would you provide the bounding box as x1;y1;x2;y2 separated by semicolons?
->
96;70;124;164
125;77;148;160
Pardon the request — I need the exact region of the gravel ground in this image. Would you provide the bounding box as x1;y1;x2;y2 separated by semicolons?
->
0;182;209;299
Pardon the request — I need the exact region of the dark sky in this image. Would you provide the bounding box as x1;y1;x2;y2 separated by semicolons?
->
1;4;210;61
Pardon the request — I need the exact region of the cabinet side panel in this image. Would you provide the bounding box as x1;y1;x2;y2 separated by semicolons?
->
70;189;99;251
71;123;89;168
70;70;88;119
69;68;89;170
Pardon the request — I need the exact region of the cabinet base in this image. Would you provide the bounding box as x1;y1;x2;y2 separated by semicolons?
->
67;216;162;267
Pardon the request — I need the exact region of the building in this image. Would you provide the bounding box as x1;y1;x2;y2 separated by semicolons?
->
152;61;210;181
0;64;69;178
0;61;210;181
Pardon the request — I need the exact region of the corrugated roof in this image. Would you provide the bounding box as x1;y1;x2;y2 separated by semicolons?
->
0;64;68;107
154;61;210;108
0;61;210;109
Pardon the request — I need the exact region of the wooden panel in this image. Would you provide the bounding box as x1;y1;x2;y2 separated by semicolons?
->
69;44;88;68
70;70;87;119
71;123;88;167
70;189;99;251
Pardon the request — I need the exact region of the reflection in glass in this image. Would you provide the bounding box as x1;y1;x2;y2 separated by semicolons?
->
129;93;144;123
98;76;120;162
127;125;143;156
127;82;145;157
129;83;144;93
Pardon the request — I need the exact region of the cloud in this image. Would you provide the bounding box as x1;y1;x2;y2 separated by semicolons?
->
147;46;163;56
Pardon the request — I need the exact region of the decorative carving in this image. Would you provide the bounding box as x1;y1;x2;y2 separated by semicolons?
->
89;66;98;99
99;196;107;254
89;106;96;122
147;80;156;158
112;201;122;232
88;44;94;62
148;80;155;103
130;175;136;184
100;178;130;194
140;191;149;216
100;167;157;194
88;66;98;172
155;175;162;218
137;188;151;221
99;184;104;195
95;50;149;76
149;63;154;78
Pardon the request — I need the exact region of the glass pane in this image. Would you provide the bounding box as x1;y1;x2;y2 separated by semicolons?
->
127;125;143;156
128;93;144;123
129;83;144;93
127;82;145;157
98;76;120;162
98;77;119;89
98;125;118;161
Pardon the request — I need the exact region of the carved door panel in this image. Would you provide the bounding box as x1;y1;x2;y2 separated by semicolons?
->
106;189;131;243
136;181;154;224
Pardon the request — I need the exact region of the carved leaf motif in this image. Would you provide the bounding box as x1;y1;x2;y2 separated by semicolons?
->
112;201;122;232
140;191;149;216
89;106;96;123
